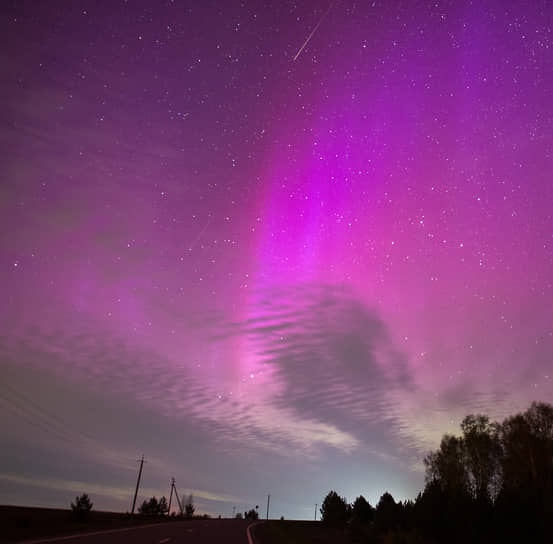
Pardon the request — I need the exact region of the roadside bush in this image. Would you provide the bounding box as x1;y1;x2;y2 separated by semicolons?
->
70;493;93;521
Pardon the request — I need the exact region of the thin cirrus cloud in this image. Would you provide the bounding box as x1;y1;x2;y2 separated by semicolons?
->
212;283;421;458
4;274;547;491
215;282;552;460
3;277;542;473
0;473;242;506
0;281;466;465
1;302;358;457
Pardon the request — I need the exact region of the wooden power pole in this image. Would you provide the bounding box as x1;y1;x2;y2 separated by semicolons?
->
131;455;145;514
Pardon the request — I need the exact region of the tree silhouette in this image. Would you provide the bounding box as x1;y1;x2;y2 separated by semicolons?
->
320;490;349;527
70;493;93;521
158;496;169;516
460;414;502;501
424;434;468;496
244;508;259;520
496;402;553;540
138;496;169;515
375;491;398;532
351;495;374;524
184;494;195;518
501;402;553;499
309;402;553;543
419;402;553;542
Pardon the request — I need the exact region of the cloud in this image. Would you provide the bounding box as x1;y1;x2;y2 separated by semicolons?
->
6;280;536;471
0;473;240;505
214;283;418;459
1;301;358;458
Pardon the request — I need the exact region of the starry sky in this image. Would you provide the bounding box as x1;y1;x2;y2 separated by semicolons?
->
1;0;553;520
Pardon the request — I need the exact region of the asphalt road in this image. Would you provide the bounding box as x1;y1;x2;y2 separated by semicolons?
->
22;519;255;544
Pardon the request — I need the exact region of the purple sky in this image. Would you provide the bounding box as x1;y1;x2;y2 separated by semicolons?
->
1;0;553;519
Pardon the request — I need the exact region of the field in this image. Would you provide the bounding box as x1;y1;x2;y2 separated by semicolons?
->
252;520;352;544
0;505;177;543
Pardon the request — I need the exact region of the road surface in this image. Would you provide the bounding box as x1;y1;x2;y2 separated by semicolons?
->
21;519;255;544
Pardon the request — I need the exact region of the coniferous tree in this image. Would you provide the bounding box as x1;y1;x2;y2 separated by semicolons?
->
184;495;195;518
70;493;93;521
351;495;374;524
320;490;349;527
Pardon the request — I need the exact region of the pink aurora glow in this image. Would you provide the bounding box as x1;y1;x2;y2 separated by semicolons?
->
1;0;553;517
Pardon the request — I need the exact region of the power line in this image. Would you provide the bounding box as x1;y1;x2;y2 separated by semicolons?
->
0;384;103;447
0;395;73;444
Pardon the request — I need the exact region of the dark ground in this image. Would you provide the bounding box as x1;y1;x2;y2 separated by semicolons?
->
252;520;351;544
0;505;228;543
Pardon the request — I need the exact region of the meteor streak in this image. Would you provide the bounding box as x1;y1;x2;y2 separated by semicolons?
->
293;1;336;61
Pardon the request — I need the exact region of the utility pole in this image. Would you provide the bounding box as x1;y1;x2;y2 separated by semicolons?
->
168;477;175;515
266;494;270;520
131;455;145;514
173;482;183;515
232;506;236;518
314;504;317;521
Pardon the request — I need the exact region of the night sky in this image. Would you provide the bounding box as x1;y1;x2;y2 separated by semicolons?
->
1;0;553;520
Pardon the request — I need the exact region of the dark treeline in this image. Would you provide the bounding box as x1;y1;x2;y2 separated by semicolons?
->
320;401;553;543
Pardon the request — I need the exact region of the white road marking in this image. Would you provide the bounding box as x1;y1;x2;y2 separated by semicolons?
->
159;538;172;543
247;521;264;544
19;522;168;544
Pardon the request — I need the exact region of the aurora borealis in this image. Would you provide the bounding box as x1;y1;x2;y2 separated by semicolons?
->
1;0;553;519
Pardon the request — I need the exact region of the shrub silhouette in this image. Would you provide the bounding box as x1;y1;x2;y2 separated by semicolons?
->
244;508;259;520
70;493;93;521
138;496;168;515
184;494;195;518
